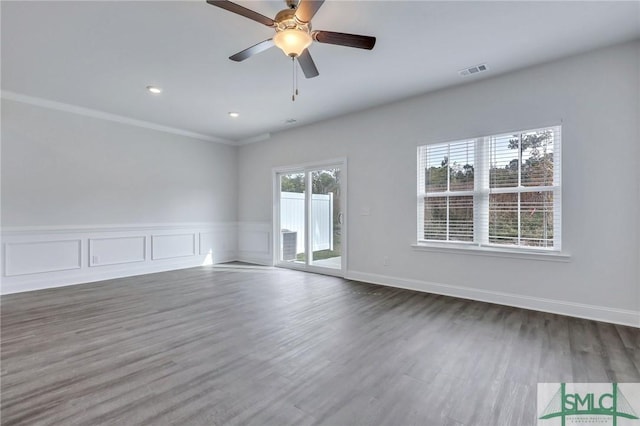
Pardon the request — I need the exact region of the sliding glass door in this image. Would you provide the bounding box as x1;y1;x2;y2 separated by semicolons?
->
309;168;342;269
275;161;345;275
278;171;307;265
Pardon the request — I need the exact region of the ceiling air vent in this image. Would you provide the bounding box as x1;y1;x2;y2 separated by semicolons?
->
459;63;488;77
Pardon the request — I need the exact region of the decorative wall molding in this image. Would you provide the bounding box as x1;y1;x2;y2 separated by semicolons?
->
89;236;146;267
199;232;215;255
1;90;234;145
151;233;196;260
3;221;636;328
0;222;230;235
0;222;237;295
5;239;82;276
199;229;237;264
236;133;271;145
237;222;272;266
346;270;640;328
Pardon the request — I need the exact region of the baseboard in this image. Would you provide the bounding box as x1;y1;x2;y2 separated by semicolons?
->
235;254;273;266
1;256;217;294
346;270;640;328
214;252;239;264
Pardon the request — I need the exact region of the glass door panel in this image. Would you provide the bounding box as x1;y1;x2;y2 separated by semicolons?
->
279;172;307;264
309;168;341;270
275;161;345;275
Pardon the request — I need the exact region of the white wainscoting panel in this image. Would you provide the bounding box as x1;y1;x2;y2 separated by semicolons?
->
89;236;145;267
237;222;272;265
5;239;81;276
239;230;269;253
199;224;237;264
151;234;196;260
1;223;237;294
199;232;215;255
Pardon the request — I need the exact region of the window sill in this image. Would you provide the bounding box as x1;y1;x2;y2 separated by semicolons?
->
411;243;571;262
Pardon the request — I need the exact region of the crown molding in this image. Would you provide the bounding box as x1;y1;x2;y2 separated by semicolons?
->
236;133;271;145
1;90;235;145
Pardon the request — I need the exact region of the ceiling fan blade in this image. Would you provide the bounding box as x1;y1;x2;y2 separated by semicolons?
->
297;49;319;78
229;39;274;62
206;0;276;27
312;31;376;50
294;0;324;24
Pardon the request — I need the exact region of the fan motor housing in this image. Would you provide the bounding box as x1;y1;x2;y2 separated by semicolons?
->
275;9;295;23
275;8;310;32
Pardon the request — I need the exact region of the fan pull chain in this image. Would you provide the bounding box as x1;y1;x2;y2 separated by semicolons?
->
295;58;299;97
290;57;300;102
291;57;296;102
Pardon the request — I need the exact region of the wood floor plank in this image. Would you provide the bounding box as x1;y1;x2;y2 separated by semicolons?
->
1;264;638;425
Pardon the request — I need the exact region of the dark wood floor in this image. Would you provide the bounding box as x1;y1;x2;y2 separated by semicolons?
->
1;265;639;426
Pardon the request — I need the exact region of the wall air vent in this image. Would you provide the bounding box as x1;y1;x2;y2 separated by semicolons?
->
459;63;488;76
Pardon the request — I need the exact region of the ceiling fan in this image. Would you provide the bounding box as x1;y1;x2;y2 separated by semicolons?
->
206;0;376;79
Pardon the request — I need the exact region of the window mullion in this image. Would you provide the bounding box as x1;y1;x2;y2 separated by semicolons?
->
517;191;521;246
417;146;426;242
475;137;488;246
518;133;522;187
446;196;450;241
517;133;522;246
554;127;562;251
446;144;451;241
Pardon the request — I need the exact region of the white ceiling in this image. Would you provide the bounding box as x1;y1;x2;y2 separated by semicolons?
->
2;1;639;144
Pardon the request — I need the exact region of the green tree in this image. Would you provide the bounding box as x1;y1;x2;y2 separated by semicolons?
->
489;130;554;246
281;174;305;193
508;131;552;155
312;170;339;195
281;170;340;195
424;155;474;240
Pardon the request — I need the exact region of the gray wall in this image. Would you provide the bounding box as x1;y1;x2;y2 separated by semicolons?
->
1;40;638;322
237;41;640;315
1;100;238;226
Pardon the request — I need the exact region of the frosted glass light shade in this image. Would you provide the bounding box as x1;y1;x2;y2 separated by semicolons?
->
273;29;312;57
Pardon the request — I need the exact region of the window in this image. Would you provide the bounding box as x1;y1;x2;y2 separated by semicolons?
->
418;126;561;251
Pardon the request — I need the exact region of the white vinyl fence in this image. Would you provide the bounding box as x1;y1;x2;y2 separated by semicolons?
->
281;192;333;254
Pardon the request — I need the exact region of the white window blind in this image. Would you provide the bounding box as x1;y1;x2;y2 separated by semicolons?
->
418;126;561;251
418;140;475;242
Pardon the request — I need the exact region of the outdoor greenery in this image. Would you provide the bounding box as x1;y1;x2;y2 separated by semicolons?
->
424;130;555;247
282;169;342;261
281;170;341;195
296;238;342;262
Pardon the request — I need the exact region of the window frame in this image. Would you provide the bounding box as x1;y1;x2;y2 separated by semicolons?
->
417;126;562;254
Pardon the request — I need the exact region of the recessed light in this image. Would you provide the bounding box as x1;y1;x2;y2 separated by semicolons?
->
228;112;240;118
146;85;162;94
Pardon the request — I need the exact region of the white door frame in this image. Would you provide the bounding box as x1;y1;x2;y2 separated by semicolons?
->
272;158;347;277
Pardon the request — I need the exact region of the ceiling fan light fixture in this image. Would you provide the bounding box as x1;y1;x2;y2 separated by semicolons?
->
273;28;312;57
